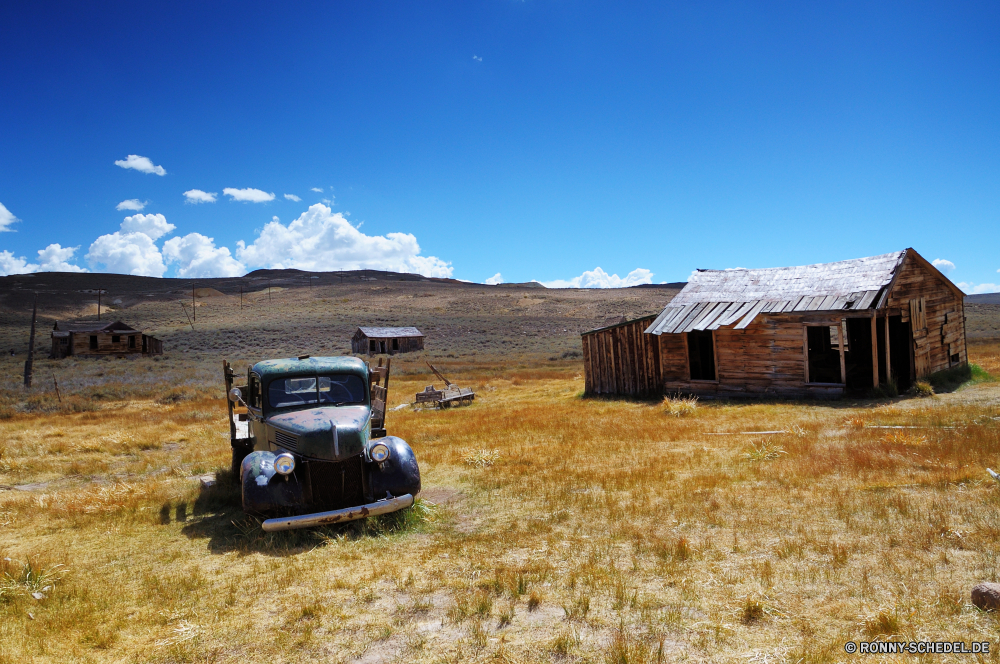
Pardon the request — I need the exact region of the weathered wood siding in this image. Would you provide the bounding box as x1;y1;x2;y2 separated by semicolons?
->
885;253;966;377
351;332;424;355
55;331;161;357
582;316;661;397
660;313;845;398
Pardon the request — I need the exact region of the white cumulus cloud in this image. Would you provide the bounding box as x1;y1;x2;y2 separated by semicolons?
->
540;267;653;289
236;203;452;278
114;154;166;176
37;244;87;272
116;199;147;211
932;258;955;273
86;232;166;277
957;282;999;295
485;272;504;285
310;187;323;193
224;188;275;203
120;213;175;241
0;251;35;275
0;202;20;232
473;55;482;62
163;233;245;278
184;189;217;204
284;194;301;202
0;244;87;275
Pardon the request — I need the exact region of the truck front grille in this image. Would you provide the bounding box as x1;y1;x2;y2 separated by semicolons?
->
274;430;298;451
306;455;365;510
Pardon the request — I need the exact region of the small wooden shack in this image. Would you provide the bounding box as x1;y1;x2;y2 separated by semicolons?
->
579;315;663;398
50;321;163;358
351;327;425;356
583;249;966;398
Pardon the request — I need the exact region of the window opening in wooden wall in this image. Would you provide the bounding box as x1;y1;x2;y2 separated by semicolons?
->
392;338;399;351
111;335;120;343
687;330;716;381
806;326;843;384
89;335;98;350
128;335;136;348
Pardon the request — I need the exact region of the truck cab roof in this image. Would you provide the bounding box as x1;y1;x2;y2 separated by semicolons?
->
252;356;369;381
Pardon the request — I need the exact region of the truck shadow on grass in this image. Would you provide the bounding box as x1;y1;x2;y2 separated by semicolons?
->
173;467;437;556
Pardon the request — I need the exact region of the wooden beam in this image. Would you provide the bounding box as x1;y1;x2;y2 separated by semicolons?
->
839;319;847;385
712;330;720;382
884;314;892;385
802;325;810;384
870;316;879;388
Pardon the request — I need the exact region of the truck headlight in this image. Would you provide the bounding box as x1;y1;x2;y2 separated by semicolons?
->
274;453;296;475
370;442;390;463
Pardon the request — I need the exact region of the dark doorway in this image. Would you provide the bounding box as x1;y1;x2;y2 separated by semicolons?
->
806;326;842;383
89;335;98;350
888;316;912;391
687;330;716;380
876;318;887;385
844;319;875;390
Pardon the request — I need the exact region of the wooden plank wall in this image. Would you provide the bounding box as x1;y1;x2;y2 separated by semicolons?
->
582;317;661;397
886;254;966;377
68;332;146;357
660;313;845;398
352;334;424;355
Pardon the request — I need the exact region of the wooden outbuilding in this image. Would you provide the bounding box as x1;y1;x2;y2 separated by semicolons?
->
50;321;163;358
351;327;425;356
582;249;966;398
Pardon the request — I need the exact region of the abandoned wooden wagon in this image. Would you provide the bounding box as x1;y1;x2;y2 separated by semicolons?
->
50;321;164;358
582;248;966;398
351;327;425;356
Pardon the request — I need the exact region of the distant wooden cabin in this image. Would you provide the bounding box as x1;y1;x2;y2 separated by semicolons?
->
583;249;966;398
351;327;425;356
50;321;163;358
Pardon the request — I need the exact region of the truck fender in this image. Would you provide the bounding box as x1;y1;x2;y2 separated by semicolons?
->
369;436;421;499
240;451;305;516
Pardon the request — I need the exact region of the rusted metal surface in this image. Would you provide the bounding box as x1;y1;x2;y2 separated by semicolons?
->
267;406;369;461
261;494;414;532
253;356;368;385
226;355;421;527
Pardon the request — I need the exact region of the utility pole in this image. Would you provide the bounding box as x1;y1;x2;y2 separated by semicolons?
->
268;280;272;304
23;294;37;388
97;288;101;321
240;284;243;310
192;284;196;322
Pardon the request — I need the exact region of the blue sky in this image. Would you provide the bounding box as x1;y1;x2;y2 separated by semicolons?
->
1;1;998;290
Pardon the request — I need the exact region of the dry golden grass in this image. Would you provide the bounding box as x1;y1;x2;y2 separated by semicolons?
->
2;343;1000;661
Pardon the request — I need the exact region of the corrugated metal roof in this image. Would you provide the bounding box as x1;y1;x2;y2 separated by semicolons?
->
357;326;424;338
646;251;906;335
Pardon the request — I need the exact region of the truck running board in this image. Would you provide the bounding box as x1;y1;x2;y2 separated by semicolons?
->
261;494;414;532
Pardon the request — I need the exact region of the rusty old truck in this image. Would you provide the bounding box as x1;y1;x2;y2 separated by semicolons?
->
223;356;419;532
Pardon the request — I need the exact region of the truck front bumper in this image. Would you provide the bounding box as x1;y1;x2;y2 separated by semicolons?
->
261;493;414;532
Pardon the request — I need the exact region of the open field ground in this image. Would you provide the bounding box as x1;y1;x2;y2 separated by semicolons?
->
3;277;1000;662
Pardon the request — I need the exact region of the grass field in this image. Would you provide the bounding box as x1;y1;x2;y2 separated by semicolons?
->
3;282;1000;662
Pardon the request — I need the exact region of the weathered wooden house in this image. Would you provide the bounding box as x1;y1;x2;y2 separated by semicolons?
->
351;327;425;356
50;321;164;358
583;249;966;398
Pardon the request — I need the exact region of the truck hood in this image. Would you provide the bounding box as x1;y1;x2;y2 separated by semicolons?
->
266;405;370;461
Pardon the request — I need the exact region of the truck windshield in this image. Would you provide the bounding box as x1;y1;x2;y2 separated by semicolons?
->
268;375;366;409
